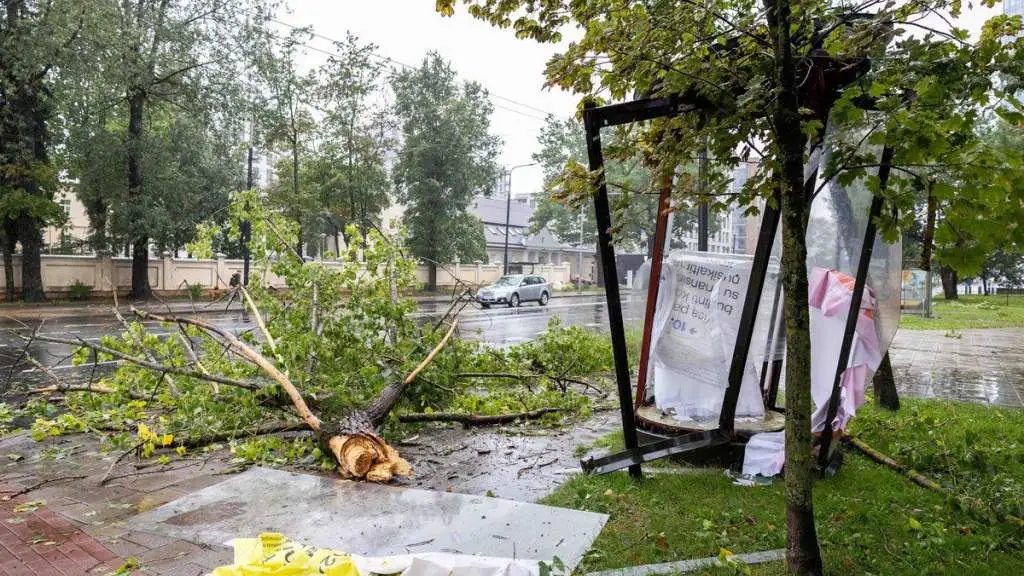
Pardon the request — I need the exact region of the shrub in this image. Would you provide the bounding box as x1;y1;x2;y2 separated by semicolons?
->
68;280;92;301
186;283;204;300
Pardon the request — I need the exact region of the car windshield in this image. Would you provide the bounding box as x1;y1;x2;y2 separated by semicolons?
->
492;276;521;287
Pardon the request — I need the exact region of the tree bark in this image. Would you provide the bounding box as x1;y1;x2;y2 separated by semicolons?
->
17;212;44;301
940;265;958;300
127;91;152;299
871;352;900;411
2;220;16;301
766;0;823;571
427;262;437;291
131;237;151;300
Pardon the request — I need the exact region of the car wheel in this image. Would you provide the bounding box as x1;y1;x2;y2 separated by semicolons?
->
509;293;520;308
539;291;549;306
480;303;490;309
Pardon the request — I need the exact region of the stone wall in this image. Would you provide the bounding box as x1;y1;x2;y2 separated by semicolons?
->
0;254;571;298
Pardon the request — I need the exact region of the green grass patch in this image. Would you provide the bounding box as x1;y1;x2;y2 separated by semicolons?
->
901;294;1024;330
542;399;1024;574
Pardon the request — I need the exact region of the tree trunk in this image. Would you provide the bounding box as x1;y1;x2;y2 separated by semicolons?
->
766;0;823;571
2;220;17;302
920;189;936;271
427;263;437;291
17;212;44;301
872;352;900;411
940;266;958;300
982;276;989;296
127;91;151;299
131;237;151;300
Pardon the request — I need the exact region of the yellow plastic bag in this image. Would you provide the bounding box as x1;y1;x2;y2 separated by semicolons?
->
211;532;360;576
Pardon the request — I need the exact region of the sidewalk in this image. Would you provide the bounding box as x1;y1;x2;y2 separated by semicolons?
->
1;432;235;575
1;483;124;575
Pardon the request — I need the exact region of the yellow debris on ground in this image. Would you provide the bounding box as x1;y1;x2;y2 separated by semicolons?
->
212;532;359;576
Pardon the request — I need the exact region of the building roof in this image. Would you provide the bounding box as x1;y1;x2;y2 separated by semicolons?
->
470;195;593;253
472;196;532;228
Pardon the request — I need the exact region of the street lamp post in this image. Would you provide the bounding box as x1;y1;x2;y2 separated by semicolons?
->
502;163;537;275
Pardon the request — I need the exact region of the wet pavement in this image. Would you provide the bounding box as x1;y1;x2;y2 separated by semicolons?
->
888;328;1024;408
2;295;1024;408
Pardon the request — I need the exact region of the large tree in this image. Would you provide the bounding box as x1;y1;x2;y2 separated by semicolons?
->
314;32;395;248
0;0;80;301
259;27;318;259
62;0;272;298
391;52;501;287
438;1;1024;573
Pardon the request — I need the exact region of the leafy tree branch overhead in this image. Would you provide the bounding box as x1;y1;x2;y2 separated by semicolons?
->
436;0;1024;573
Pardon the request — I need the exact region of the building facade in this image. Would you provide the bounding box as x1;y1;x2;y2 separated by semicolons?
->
470;196;596;280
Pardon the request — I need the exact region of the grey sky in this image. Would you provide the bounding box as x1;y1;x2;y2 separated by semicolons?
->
277;1;1006;197
279;0;580;197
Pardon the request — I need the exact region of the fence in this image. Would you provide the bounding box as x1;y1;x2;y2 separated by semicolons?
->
0;254;571;299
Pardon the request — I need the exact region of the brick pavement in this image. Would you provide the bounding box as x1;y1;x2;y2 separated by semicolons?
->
1;433;234;575
1;484;123;575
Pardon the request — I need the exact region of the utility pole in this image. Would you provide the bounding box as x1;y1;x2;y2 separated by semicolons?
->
577;206;584;290
502;163;537;275
242;146;253;286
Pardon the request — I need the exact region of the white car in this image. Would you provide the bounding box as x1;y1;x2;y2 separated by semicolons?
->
476;275;550;308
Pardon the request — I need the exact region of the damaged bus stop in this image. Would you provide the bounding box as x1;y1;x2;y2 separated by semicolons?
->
579;86;902;479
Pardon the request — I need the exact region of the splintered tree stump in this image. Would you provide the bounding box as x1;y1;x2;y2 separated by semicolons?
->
326;434;412;482
320;412;412;482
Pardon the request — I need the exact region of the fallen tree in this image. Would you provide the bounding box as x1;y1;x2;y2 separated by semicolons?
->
3;202;611;481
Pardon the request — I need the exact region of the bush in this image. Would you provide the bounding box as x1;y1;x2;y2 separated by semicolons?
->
186;283;204;300
68;280;92;301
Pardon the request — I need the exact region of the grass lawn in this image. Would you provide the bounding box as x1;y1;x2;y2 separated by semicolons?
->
544;399;1024;575
901;294;1024;330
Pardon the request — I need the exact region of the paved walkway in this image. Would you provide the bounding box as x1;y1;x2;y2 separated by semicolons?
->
1;483;123;575
1;433;235;575
889;328;1024;408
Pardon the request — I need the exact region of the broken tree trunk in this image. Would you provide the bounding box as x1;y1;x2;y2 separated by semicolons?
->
131;308;457;483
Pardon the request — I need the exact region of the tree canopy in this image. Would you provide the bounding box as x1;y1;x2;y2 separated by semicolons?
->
391;52;501;275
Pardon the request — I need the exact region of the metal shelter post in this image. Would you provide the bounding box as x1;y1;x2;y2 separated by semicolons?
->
817;145;895;471
633;182;673;410
697;149;709;252
583;102;642;479
719;192;781;435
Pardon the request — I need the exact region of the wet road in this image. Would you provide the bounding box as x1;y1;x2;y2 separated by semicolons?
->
0;294;641;389
2;295;1023;409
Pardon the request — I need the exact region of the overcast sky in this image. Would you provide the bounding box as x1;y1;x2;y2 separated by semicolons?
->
277;0;579;197
275;1;1007;197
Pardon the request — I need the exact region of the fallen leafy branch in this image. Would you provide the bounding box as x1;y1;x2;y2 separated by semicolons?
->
19;333;262;391
846;436;1024;528
398;407;564;427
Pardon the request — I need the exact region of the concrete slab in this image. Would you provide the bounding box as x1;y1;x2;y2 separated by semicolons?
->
125;467;607;571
